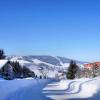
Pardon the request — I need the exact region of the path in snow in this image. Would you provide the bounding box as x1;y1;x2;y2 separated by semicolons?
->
42;79;99;100
0;78;53;100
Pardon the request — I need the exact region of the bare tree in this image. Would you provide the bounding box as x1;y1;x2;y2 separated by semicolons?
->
39;67;48;78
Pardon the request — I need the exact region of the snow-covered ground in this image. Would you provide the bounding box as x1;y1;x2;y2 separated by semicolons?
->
43;77;100;100
0;78;52;100
0;77;100;100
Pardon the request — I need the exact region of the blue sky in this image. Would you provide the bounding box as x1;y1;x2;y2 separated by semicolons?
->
0;0;100;61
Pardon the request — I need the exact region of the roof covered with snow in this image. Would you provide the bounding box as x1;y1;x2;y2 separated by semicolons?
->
0;60;8;69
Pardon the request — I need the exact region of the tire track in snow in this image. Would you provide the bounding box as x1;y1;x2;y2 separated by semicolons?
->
43;81;81;95
43;79;96;97
43;81;77;93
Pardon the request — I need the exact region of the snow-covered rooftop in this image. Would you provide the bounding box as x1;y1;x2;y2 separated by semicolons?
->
0;60;8;69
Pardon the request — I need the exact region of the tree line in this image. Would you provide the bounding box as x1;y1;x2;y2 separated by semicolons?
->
0;49;46;80
0;49;99;80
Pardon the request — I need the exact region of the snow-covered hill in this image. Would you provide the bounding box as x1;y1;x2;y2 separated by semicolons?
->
7;55;86;78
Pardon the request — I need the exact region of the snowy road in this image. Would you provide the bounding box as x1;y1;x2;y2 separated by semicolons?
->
0;78;52;100
43;78;100;100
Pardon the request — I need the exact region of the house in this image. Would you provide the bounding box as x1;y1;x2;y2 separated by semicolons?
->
84;62;100;70
0;60;14;80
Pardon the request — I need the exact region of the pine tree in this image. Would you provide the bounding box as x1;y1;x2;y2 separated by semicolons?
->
1;61;14;80
0;49;6;59
23;66;35;78
66;60;78;79
11;61;23;78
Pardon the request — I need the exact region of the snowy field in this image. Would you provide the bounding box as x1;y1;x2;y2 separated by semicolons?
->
0;77;100;100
